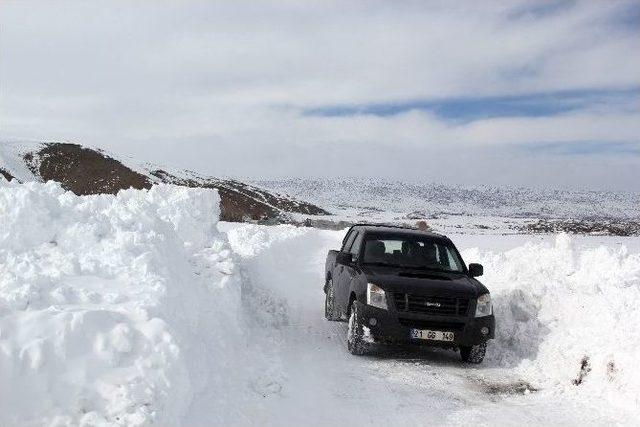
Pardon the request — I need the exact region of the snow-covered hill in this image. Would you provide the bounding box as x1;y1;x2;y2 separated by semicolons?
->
1;180;639;425
0;141;327;222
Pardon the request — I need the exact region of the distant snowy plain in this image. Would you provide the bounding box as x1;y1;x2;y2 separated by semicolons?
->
254;177;640;220
254;178;640;236
1;180;639;425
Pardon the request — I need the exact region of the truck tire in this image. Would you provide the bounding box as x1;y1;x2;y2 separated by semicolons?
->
324;279;339;321
347;303;369;355
460;342;487;364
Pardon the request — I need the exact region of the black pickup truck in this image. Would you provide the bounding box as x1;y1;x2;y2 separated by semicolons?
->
324;224;494;363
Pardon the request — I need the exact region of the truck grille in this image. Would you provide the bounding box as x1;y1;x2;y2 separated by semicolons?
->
393;293;469;316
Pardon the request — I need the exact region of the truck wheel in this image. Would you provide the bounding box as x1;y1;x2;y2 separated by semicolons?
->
324;279;339;321
347;303;369;355
460;342;487;364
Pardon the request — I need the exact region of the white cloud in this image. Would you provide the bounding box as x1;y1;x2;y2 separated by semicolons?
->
0;0;638;190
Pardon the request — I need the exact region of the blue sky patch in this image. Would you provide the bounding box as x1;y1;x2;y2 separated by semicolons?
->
305;87;639;122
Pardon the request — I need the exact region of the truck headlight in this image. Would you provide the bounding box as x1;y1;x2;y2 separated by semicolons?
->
367;283;388;310
475;293;492;317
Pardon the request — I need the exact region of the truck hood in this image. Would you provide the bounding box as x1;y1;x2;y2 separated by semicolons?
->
361;266;487;297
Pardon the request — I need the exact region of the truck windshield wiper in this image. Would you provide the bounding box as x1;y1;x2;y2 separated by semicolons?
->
363;261;400;268
397;265;457;274
364;262;458;274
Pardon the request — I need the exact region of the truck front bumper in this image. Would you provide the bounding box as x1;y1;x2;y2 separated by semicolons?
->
357;302;495;347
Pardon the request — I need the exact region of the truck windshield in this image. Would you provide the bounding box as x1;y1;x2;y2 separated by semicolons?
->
361;235;465;273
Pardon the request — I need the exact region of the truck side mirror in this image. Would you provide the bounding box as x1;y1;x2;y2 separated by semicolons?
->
468;263;483;277
336;252;353;265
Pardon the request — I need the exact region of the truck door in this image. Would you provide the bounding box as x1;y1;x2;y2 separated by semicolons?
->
334;229;357;315
338;231;363;315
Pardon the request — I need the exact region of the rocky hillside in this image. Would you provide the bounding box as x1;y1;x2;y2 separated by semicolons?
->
0;142;328;222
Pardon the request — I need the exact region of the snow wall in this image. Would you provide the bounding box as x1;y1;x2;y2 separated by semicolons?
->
0;181;245;426
465;235;640;412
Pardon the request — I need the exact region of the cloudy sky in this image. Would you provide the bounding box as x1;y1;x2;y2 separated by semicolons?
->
1;0;639;190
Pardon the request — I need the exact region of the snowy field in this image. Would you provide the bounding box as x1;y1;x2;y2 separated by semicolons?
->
1;181;639;426
254;177;640;221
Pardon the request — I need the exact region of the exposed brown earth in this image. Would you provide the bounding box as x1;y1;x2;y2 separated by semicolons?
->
13;142;328;223
24;143;152;195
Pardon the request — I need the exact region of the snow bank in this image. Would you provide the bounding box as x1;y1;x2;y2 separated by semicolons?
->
227;224;341;324
462;235;640;412
0;181;243;426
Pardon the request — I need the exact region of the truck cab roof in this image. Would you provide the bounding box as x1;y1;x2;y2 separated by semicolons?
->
346;223;447;240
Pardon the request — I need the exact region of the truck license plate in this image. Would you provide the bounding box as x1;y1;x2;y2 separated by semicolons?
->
410;329;454;342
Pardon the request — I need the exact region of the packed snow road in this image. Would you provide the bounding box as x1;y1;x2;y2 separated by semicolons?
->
221;223;639;426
